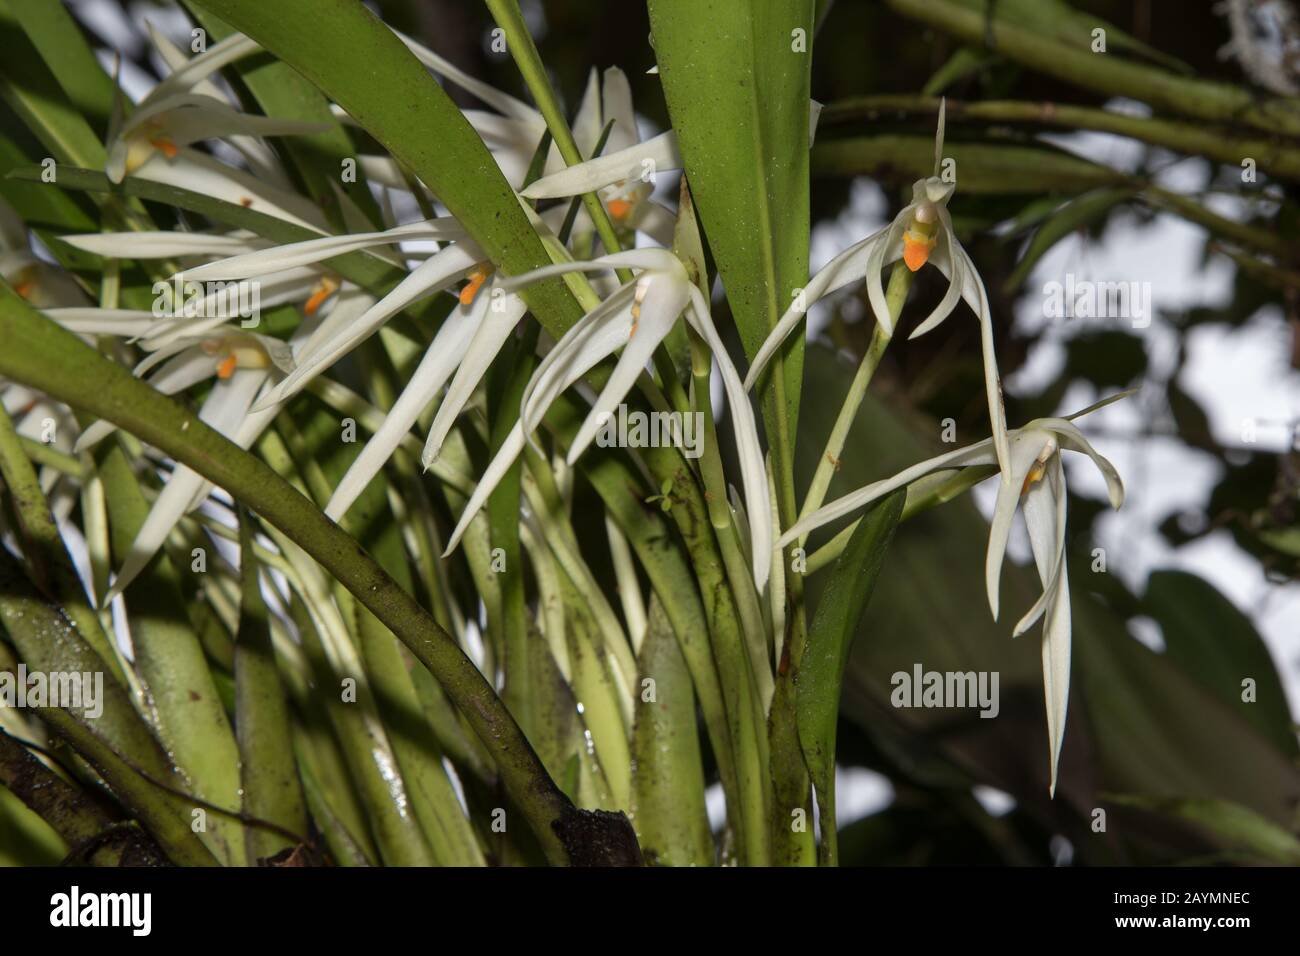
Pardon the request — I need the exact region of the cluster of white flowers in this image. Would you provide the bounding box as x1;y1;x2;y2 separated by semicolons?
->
10;23;1129;795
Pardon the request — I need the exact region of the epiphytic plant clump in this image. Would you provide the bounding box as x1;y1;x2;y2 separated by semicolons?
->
0;0;1296;869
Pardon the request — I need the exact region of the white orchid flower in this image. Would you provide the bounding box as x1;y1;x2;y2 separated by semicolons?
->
99;316;335;602
781;392;1132;794
142;23;296;191
55;316;293;454
107;93;329;184
439;248;773;592
127;215;470;390
742;100;1011;479
361;33;676;245
519;100;821;235
323;273;528;521
106;30;326;184
0;252;90;308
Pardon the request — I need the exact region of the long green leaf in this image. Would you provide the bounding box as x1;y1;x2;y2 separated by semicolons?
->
647;0;812;474
630;596;713;866
797;490;904;866
235;509;308;863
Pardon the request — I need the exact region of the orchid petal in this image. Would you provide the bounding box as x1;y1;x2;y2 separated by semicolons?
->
601;67;639;154
687;286;772;591
254;243;479;410
519;131;681;200
500;248;680;291
179;218;460;281
566;276;686;464
104;369;265;601
780;438;999;548
743;225;891;391
132;148;327;232
443;295;632;555
934;98;947;179
325;303;484;521
1014;453;1069;637
985;430;1054;620
44;307;157;337
146;32;261;106
947;235;1012;481
1043;419;1125;508
1022;455;1072;796
396;31;540;125
422;290;528;464
865;213;909;336
572;69;603;156
61;231;265;260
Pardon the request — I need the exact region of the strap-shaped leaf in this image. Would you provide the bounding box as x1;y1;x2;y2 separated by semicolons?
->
797;489;904;865
647;0;813;447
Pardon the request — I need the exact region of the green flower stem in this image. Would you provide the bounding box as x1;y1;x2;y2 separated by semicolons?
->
885;0;1300;139
762;260;910;869
821;94;1300;183
797;263;912;543
0;287;586;865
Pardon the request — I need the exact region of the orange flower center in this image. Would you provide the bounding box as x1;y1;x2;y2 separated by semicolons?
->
902;230;937;272
304;275;340;316
459;264;493;306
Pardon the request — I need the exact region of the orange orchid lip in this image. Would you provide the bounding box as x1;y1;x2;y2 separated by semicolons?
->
458;265;493;306
148;136;179;159
304;276;340;316
902;232;935;272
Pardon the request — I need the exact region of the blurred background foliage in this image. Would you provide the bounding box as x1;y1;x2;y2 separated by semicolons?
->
0;0;1298;865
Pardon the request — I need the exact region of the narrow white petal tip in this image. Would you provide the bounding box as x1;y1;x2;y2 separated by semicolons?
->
1048;778;1057;799
877;312;896;337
